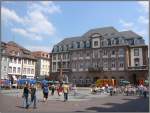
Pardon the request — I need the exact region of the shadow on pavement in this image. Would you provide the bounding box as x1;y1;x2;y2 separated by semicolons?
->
86;97;149;112
16;106;25;109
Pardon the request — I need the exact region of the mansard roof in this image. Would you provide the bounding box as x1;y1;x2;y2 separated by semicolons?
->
119;30;142;39
55;27;143;47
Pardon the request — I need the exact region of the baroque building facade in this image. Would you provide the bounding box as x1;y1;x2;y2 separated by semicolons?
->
51;27;148;86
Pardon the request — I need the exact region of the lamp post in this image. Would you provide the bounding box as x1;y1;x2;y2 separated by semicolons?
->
59;54;63;83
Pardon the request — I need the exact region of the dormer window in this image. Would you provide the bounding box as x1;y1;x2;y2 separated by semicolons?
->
108;39;111;46
86;41;90;48
115;38;119;45
77;42;80;48
94;41;98;46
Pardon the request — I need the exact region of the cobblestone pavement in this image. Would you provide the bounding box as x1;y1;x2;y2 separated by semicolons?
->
0;89;149;112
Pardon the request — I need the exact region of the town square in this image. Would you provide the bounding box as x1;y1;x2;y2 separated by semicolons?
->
0;1;149;112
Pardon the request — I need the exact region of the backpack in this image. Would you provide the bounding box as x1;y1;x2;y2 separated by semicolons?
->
43;86;49;93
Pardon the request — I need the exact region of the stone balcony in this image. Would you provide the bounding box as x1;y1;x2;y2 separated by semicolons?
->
128;65;148;70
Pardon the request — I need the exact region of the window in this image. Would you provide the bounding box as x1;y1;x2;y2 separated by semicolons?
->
79;52;82;57
53;55;56;60
111;39;115;45
53;62;56;71
66;45;69;51
23;68;26;74
134;48;139;56
119;63;124;68
31;69;34;74
27;68;30;74
107;39;111;46
10;58;13;63
86;51;90;57
86;41;90;48
80;63;84;68
24;60;27;64
93;51;98;58
94;41;98;46
134;58;140;66
63;54;66;59
103;60;108;68
103;50;107;56
115;38;119;45
77;42;80;48
13;67;16;73
14;58;17;63
101;40;104;46
17;67;20;73
111;60;116;68
119;48;124;55
58;54;61;60
4;66;7;72
32;61;34;65
28;60;31;65
18;59;21;64
112;50;115;55
9;67;12;73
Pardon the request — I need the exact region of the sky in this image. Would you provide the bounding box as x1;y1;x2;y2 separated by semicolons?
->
1;1;149;52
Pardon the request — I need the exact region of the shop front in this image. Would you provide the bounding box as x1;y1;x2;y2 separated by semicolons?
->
96;79;117;87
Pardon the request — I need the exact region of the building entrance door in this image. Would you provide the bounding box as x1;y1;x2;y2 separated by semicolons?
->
93;77;99;83
132;74;137;85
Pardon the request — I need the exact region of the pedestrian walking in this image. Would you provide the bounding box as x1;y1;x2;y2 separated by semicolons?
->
72;84;77;96
29;84;37;109
22;84;30;109
51;84;55;96
43;84;49;102
63;82;69;102
143;86;147;98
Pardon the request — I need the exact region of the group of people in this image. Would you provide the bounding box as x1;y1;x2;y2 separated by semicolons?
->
22;82;73;109
90;84;149;98
22;84;37;109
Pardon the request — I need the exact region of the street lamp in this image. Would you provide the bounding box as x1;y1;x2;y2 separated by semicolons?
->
59;54;63;83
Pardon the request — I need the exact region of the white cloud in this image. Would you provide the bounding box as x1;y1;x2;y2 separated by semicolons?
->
2;1;60;41
25;45;52;52
29;1;61;14
138;1;149;13
12;28;43;40
25;10;55;36
2;7;23;23
138;16;149;24
119;19;134;30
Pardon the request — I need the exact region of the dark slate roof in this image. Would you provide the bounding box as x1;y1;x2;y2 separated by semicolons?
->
119;30;142;39
55;36;86;46
82;26;118;37
54;27;143;47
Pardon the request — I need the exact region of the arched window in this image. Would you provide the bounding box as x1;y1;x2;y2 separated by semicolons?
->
86;40;90;48
111;38;115;45
80;41;84;48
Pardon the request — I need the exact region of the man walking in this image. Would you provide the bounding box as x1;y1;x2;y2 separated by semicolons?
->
30;84;37;108
63;82;69;102
23;84;30;109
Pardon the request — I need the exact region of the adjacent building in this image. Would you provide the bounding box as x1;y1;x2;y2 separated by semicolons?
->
32;51;50;78
0;41;36;81
51;26;148;86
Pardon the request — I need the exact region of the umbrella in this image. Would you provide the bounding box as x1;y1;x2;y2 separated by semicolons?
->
144;80;149;84
29;79;36;84
48;81;54;84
